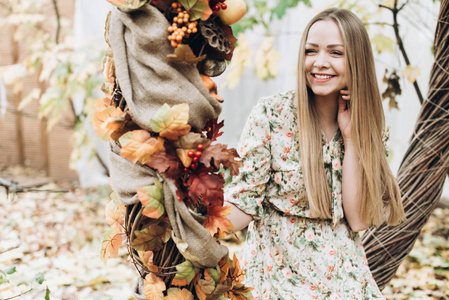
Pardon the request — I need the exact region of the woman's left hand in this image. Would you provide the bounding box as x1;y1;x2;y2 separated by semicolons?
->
337;89;351;139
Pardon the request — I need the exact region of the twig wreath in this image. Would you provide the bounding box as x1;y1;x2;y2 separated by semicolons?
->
93;0;253;299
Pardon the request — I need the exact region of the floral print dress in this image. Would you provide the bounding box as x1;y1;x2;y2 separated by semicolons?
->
224;91;386;299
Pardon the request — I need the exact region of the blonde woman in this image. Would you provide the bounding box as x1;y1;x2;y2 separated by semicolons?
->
224;8;405;299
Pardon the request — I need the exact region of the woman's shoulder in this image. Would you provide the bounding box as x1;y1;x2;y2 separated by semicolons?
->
257;90;296;108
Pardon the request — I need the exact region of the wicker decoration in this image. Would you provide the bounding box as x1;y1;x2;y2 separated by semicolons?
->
96;1;252;299
125;203;188;286
362;2;449;290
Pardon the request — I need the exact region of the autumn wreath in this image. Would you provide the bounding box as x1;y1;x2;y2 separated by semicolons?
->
93;0;253;299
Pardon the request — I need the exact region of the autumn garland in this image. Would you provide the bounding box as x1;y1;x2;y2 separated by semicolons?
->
93;0;253;299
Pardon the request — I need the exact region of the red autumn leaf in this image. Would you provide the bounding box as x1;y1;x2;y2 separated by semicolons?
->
119;130;165;164
187;168;225;207
203;205;234;238
147;146;183;179
205;118;224;142
100;230;123;265
222;25;238;61
199;143;242;176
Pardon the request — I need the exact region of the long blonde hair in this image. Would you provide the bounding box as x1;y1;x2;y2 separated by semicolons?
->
297;8;405;227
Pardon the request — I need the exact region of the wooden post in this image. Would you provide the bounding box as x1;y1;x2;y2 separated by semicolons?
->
10;25;25;166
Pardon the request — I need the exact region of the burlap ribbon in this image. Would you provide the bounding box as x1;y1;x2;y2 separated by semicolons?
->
108;4;222;131
109;141;228;269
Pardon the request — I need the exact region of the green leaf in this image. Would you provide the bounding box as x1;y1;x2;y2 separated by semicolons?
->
106;0;147;10
45;286;51;300
371;33;396;53
270;0;310;21
5;266;17;275
173;260;199;284
35;272;45;285
0;270;10;285
254;1;270;15
178;0;210;20
231;16;259;37
149;104;171;132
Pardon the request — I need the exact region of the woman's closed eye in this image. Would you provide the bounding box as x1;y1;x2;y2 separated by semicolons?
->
331;50;343;56
305;49;316;55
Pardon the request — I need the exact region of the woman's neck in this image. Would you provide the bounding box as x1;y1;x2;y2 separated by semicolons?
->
314;93;339;141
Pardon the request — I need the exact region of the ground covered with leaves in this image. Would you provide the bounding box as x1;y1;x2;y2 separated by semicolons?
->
1;167;448;300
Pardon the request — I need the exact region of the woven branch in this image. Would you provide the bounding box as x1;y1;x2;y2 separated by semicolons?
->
362;1;449;290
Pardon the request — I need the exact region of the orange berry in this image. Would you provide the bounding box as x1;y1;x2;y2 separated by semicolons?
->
192;28;197;33
176;35;182;42
171;41;177;47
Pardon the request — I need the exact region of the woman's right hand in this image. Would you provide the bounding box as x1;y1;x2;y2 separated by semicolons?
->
225;201;253;232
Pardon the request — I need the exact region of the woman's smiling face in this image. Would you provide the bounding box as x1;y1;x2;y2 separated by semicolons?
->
304;20;348;98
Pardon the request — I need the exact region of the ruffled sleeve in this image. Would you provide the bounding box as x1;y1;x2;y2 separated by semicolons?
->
224;98;272;220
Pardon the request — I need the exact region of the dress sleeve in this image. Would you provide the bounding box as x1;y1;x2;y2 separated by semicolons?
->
224;98;272;220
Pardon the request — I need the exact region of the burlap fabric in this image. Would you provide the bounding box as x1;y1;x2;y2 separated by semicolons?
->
108;4;222;131
109;142;228;269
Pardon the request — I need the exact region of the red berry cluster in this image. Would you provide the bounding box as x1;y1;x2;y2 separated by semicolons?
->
183;143;204;172
210;0;227;15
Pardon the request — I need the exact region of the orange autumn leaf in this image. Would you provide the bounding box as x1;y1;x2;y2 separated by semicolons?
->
176;148;193;168
100;230;123;264
93;97;124;141
231;253;245;283
149;103;192;140
143;273;166;300
171;277;190;287
203;205;234;237
164;288;195;300
105;198;125;233
166;45;206;64
138;250;158;273
119;130;165;164
102;54;115;96
219;256;231;284
137;179;165;219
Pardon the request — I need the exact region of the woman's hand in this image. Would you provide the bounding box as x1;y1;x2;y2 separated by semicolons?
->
337;89;351;139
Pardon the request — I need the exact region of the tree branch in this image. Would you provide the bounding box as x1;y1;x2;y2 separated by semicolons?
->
51;0;61;44
0;177;69;197
381;0;424;104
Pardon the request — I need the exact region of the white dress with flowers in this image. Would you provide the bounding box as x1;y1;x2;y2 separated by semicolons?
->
225;91;386;299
